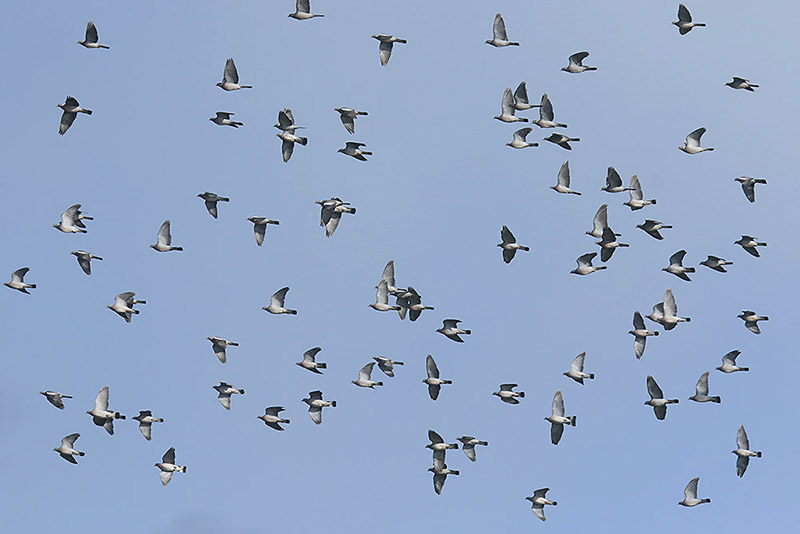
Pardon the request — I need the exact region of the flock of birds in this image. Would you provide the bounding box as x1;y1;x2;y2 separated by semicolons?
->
12;2;774;521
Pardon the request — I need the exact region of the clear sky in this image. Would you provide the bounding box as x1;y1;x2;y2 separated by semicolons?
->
0;1;796;532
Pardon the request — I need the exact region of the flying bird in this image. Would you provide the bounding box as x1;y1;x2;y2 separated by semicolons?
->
526;488;557;521
436;319;471;342
457;436;488;462
422;355;451;401
150;220;183;252
428;455;459;495
277;130;308;162
247;216;280;247
274;108;304;133
738;310;769;334
86;385;125;435
77;21;109;49
534;94;567;128
585;204;618;238
373;356;403;377
650;288;690;330
297;347;326;374
54;433;85;464
545;390;576;445
155;447;186;486
570;252;606;275
678;477;711;507
562;51;597;73
494;87;528;123
258;407;291;431
699;255;733;272
302;390;336;425
673;4;706;34
551;161;582;195
335;107;368;134
132;410;164;441
734;176;767;203
637;220;673;240
197;192;230;219
40;390;73;410
563;352;594;385
352;362;383;388
645;375;679;420
679;127;714;154
209;112;242;128
372;34;407;66
493;383;525;404
58;96;92;135
596;226;629;262
733;426;761;477
213;382;245;410
53;204;91;233
662;250;695;281
107;291;145;323
512;82;542;111
734;235;767;257
506;127;538;148
716;350;749;373
396;286;434;321
316;197;356;237
289;0;324;19
544;133;579;150
262;287;297;315
629;311;659;359
623;175;656;210
4;267;36;294
726;77;758;91
602;167;633;193
498;225;530;263
338;142;372;161
485;13;519;47
70;250;102;275
427;430;458;454
207;337;238;364
217;58;252;90
370;279;401;312
689;372;720;403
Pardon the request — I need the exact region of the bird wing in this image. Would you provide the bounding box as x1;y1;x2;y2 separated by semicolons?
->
115;292;135;307
59;111;77;135
629;175;643;200
325;211;341;237
428;430;444;444
501;225;516;244
663;289;677;317
540;94;554;122
686;128;705;148
552;390;565;416
308;390;323;401
11;267;29;283
669;250;687;266
432;473;445;495
271;287;290;307
62;433;80;447
86;21;99;43
678;4;692;23
265;406;284;416
493;13;508;40
339;113;356;134
592;204;609;234
358;362;375;380
462;444;477;462
634;335;646;360
77;255;92;275
569;51;590;66
212;342;227;363
501;87;515;116
160;470;173;486
426;355;439;379
376;279;390;304
571;352;586;372
308;405;322;424
737;425;749;450
139;422;152;441
600;226;615;245
428;383;441;401
633;311;645;330
741;180;756;202
502;248;516;264
695;372;710;396
442;319;460;329
532;503;546;521
499;383;517;391
550;421;564;445
204;199;218;218
218;393;231;410
745;321;761;334
684;478;699;500
512;127;532;142
65;96;80;108
736;455;749;477
253;222;266;246
577;252;596;267
380;260;395;287
303;347;321;363
103;419;115;435
162;447;176;464
646;375;663;399
61;204;80;226
654;405;667;420
606;167;622;188
224;58;239;83
94;385;110;411
513;82;529;105
297;0;311;15
533;488;549;499
379;41;393;66
281;138;295;163
557;161;570;187
278;109;294;129
157;220;172;246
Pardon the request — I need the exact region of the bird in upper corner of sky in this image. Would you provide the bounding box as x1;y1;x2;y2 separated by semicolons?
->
54;434;85;464
429;454;459;495
546;390;576;445
86;385;125;435
396;286;435;321
534;94;567;128
663;250;695;281
370;279;401;313
107;292;145;323
734;176;766;203
679;477;711;507
427;430;458;454
623;175;656;210
551;161;582;195
457;436;488;462
5;267;36;294
335;108;368;134
197;192;230;219
213;382;245;410
512;82;542;111
689;371;720;403
596;226;629;262
526;488;557;521
132;410;164;441
217;58;252;91
338;142;372;161
679;127;714;154
297;347;326;374
40;390;72;410
673;4;706;34
316;197;356;237
209;112;242;128
726;77;758;91
277;130;308;162
423;355;451;401
571;252;606;275
77;21;109;49
602;167;633;193
263;287;297;315
645;375;679;420
544;133;579;150
58;97;91;135
207;337;238;364
498;225;530;263
738;310;768;334
303;390;336;425
562;52;597;73
289;0;324;19
629;311;659;360
373;356;403;377
485;13;518;47
494;87;528;123
733;425;761;477
70;250;102;275
258;407;290;431
150;220;183;252
493;383;525;404
564;352;594;384
637;220;673;241
734;235;766;257
54;204;92;233
700;255;733;272
716;350;748;373
507;127;538;148
372;34;406;66
247;216;279;246
352;362;383;388
437;319;471;342
155;447;186;486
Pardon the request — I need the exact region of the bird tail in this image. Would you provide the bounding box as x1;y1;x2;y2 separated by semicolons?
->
358;111;368;116
517;392;525;398
509;42;520;46
711;396;721;403
557;123;568;128
62;394;73;399
79;228;88;233
268;220;280;225
588;373;595;379
520;246;530;251
750;84;759;88
136;300;147;304
551;501;558;506
376;382;384;386
762;316;770;320
132;309;140;314
221;197;231;202
706;147;715;151
450;469;460;475
156;418;165;422
28;284;37;288
330;401;337;407
232;121;243;126
317;363;327;369
179;466;187;473
696;23;707;27
570;415;577;426
78;451;86;456
81;215;94;220
442;380;453;385
667;399;679;404
289;309;298;315
596;266;608;270
394;361;404;366
116;413;126;420
685;317;691;322
396;39;408;43
361;151;373;155
650;199;657;205
756;451;762;457
478;441;488;446
661;225;673;229
82;109;93;115
298;137;308;146
685;267;696;273
757;242;767;246
241;85;253;89
587;67;598;71
701;498;711;503
282;419;291;424
229;341;239;346
463;329;472;335
619;243;630;247
173;247;184;251
741;367;750;372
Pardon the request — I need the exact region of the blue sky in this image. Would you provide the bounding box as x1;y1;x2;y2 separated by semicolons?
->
0;1;795;532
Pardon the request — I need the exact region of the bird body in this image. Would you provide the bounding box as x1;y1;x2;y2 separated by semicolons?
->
297;347;326;374
263;287;297;315
457;436;488;462
534;94;567;128
563;352;594;384
77;21;109;48
335;107;368;134
716;350;748;373
507;127;538;148
602;167;633;193
526;488;557;521
662;250;694;281
373;356;403;377
551;161;582;195
493;383;524;404
5;267;36;294
678;477;711;506
571;252;606;275
352;362;383;388
645;375;679;420
86;385;125;434
638;219;673;241
338;142;371;161
209;112;242;128
213;382;244;410
735;176;767;203
727;77;758;91
436;319;471;342
512;82;541;111
623;175;656;210
289;0;324;19
217;58;252;90
545;390;576;445
544;133;579;150
673;4;706;34
596;226;629;262
733;426;761;477
208;337;238;364
485;13;519;47
54;204;91;233
247;216;279;247
734;235;767;257
107;291;145;323
58;97;92;135
54;433;85;464
155;447;186;486
679;127;714;154
40;390;72;410
70;250;102;275
689;372;720;403
562;51;596;73
197;192;230;219
150;220;183;252
133;410;164;441
372;34;406;66
423;355;451;400
700;255;733;272
259;407;291;431
498;225;530;263
738;310;768;334
494;87;528;123
302;390;336;424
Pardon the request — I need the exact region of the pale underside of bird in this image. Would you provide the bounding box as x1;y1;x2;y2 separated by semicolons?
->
457;436;488;462
133;410;164;441
689;371;720;403
370;279;401;312
629;310;659;359
534;94;567;129
335;107;368;134
602;167;632;193
208;336;238;364
735;176;766;203
551;161;582;195
247;216;280;247
700;255;733;272
498;225;530;263
546;390;576;445
197;192;230;219
493;383;524;404
564;352;594;384
317;197;356;237
526;488;557;521
71;250;103;275
338;141;371;161
151;220;183;252
513;82;542;111
290;0;324;20
54;433;85;464
679;477;711;506
596;226;629;262
5;267;36;294
372;34;406;66
716;350;749;373
302;390;336;424
585;204;619;238
623;175;656;210
54;203;92;233
213;382;245;410
209;111;242;128
58;96;92;135
155;447;186;486
429;454;459;495
423;354;451;400
40;390;73;410
507;127;537;148
571;252;606;275
427;430;458;454
738;310;768;334
277;130;308;162
662;250;695;281
733;425;761;477
263;286;297;315
373;356;403;377
436;319;471;342
637;219;673;241
86;385;126;435
217;58;252;90
562;51;597;73
679;127;714;154
352;362;383;388
646;288;690;330
259;406;290;431
107;291;145;322
486;13;519;47
673;4;706;34
78;21;109;49
494;87;528;123
297;346;326;374
727;77;758;91
544;133;579;150
645;375;679;420
734;235;767;257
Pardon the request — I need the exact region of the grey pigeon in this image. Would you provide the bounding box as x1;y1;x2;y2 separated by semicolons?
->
40;390;73;410
738;310;768;335
457;436;488;462
217;58;252;91
585;204;619;238
494;87;528;123
274;108;304;133
86;385;125;435
302;390;336;425
352;362;383;388
209;112;242;128
512;82;542;111
602;167;633;193
735;176;767;203
54;204;91;233
662;250;695;281
335;107;368;134
58;96;92;135
485;13;518;47
507;127;538;148
563;352;594;384
316;197;356;237
150;220;183;252
70;250;102;275
247;216;280;246
376;260;406;297
107;291;145;323
5;267;36;294
623;175;656;210
422;355;451;400
733;425;761;477
629;311;659;360
155;447;186;486
545;390;576;445
213;382;244;410
726;77;758;91
645;375;679;420
673;4;706;34
277;130;308;162
551;161;582;195
132;410;164;441
679;127;714;154
297;347;326;374
258;406;290;431
498;225;530;263
562;51;596;73
493;383;525;404
197;192;229;219
734;235;766;257
596;226;629;262
700;255;733;272
77;21;109;49
716;350;748;373
427;430;458;453
428;454;459;495
289;0;324;19
262;287;297;315
396;286;434;321
54;433;85;464
370;279;401;312
373;356;403;377
338;141;372;161
689;371;720;403
526;488;557;521
372;34;407;66
207;336;238;364
544;133;579;150
436;319;471;342
647;288;691;330
571;252;606;275
678;477;711;506
638;219;673;240
534;94;567;128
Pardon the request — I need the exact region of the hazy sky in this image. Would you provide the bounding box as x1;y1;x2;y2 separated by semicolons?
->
1;1;796;532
